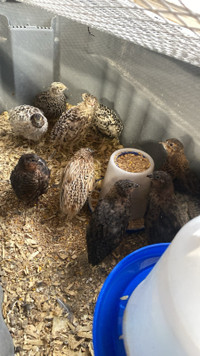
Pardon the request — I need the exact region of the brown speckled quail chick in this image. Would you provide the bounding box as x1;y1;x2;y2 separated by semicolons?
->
93;104;123;138
9;105;48;141
10;153;50;204
160;138;200;196
86;179;139;266
50;93;99;150
34;82;68;122
60;148;95;219
144;171;190;244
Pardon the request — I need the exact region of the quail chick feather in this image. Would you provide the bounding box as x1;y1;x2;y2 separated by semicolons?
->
50;93;99;150
144;170;194;244
160;138;200;196
93;104;123;138
10;153;50;204
86;179;139;266
9;105;48;141
60;148;95;219
34;82;67;122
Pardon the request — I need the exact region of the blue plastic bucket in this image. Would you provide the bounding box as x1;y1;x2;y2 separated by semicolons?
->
93;243;169;356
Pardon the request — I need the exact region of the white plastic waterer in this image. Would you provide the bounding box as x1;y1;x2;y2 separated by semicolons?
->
100;148;154;219
123;216;200;356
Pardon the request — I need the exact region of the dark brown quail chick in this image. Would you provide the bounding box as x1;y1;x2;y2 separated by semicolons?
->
10;153;50;204
50;93;99;150
144;170;190;244
9;105;48;141
93;104;123;138
34;82;67;122
160;138;200;196
60;148;95;219
86;179;139;266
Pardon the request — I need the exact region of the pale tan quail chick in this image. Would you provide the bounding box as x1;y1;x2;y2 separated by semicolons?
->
9;105;48;141
93;104;123;138
10;153;50;204
50;93;99;151
34;82;67;122
60;148;95;219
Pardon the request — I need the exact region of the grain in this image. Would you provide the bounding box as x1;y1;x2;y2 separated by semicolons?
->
116;152;150;173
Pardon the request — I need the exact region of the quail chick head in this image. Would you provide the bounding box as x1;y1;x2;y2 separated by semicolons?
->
160;138;189;178
93;104;124;138
60;147;95;219
9;105;48;141
160;138;200;196
50;93;99;150
34;82;68;122
10;153;50;204
86;179;139;266
144;170;189;244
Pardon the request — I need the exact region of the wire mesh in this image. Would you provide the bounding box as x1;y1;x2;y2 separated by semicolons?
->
17;0;200;67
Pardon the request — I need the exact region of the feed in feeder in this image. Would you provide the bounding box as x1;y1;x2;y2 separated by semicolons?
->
100;148;155;220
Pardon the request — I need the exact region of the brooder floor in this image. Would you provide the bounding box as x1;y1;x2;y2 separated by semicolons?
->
0;111;147;356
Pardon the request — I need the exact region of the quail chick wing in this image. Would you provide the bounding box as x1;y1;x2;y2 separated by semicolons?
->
176;192;200;220
51;93;99;149
10;153;50;204
9;105;48;141
60;148;95;219
86;179;139;265
34;82;67;122
93;104;124;138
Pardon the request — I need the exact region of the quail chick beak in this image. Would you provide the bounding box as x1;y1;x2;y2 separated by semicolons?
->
159;141;167;149
60;84;67;91
88;148;96;154
147;173;153;179
81;93;87;100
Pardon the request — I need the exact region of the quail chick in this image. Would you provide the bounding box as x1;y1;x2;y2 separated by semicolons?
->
60;148;95;219
50;93;99;150
93;104;123;138
176;191;200;220
160;138;200;196
34;82;67;122
144;170;190;244
10;153;50;204
86;179;139;266
9;105;48;141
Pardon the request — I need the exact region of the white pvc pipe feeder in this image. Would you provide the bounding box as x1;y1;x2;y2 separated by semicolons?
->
100;148;155;219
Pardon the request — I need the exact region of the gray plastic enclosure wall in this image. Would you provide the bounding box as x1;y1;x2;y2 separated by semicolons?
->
1;2;200;172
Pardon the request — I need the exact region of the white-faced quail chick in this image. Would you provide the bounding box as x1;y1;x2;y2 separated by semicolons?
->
93;104;124;138
86;179;139;266
160;138;200;196
60;148;95;219
10;153;50;205
144;170;195;244
50;93;99;151
34;82;67;122
9;105;48;141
